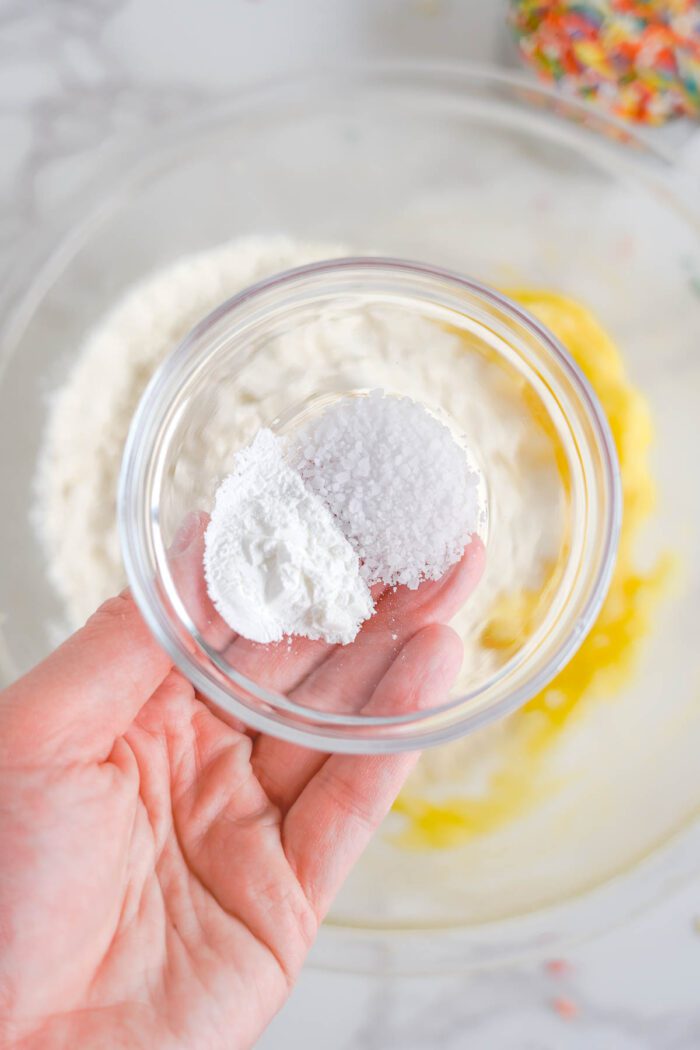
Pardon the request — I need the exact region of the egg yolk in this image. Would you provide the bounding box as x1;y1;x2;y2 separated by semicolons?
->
394;290;672;849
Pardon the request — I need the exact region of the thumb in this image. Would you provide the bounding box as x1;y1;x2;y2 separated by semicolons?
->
0;592;172;765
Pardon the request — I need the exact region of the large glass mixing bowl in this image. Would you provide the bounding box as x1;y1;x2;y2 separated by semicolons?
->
0;65;699;971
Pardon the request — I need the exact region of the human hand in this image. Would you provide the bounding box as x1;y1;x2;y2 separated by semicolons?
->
0;528;484;1050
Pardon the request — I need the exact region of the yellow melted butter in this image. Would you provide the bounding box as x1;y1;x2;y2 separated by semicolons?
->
394;290;672;849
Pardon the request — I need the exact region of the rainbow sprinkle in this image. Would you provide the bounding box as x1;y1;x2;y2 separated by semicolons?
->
510;0;700;124
552;996;580;1019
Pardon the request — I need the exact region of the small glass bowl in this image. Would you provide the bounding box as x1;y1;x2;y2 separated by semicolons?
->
119;257;620;753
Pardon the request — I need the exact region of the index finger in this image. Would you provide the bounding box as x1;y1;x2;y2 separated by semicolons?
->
252;539;484;812
282;623;463;919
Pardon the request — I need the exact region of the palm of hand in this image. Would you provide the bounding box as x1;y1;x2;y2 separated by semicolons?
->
0;541;482;1050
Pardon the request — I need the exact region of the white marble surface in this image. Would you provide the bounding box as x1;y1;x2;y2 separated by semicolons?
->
3;1;700;1047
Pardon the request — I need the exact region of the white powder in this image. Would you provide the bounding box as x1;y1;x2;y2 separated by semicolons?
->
291;390;486;590
203;429;372;644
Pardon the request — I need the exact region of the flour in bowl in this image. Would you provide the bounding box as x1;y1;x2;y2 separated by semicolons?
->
35;237;347;625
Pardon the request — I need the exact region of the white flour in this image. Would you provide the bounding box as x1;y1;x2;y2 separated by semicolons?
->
36;237;346;623
203;428;372;644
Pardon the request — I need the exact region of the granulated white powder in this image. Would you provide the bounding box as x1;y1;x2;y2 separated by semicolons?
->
291;390;486;590
203;429;373;644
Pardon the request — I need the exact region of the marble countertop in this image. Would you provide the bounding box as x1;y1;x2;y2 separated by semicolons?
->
3;2;700;1047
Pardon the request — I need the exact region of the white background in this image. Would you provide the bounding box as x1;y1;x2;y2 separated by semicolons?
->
2;2;700;1046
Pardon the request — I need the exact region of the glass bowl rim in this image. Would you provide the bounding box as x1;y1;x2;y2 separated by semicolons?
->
119;255;621;753
0;58;687;385
312;810;700;974
2;58;691;423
